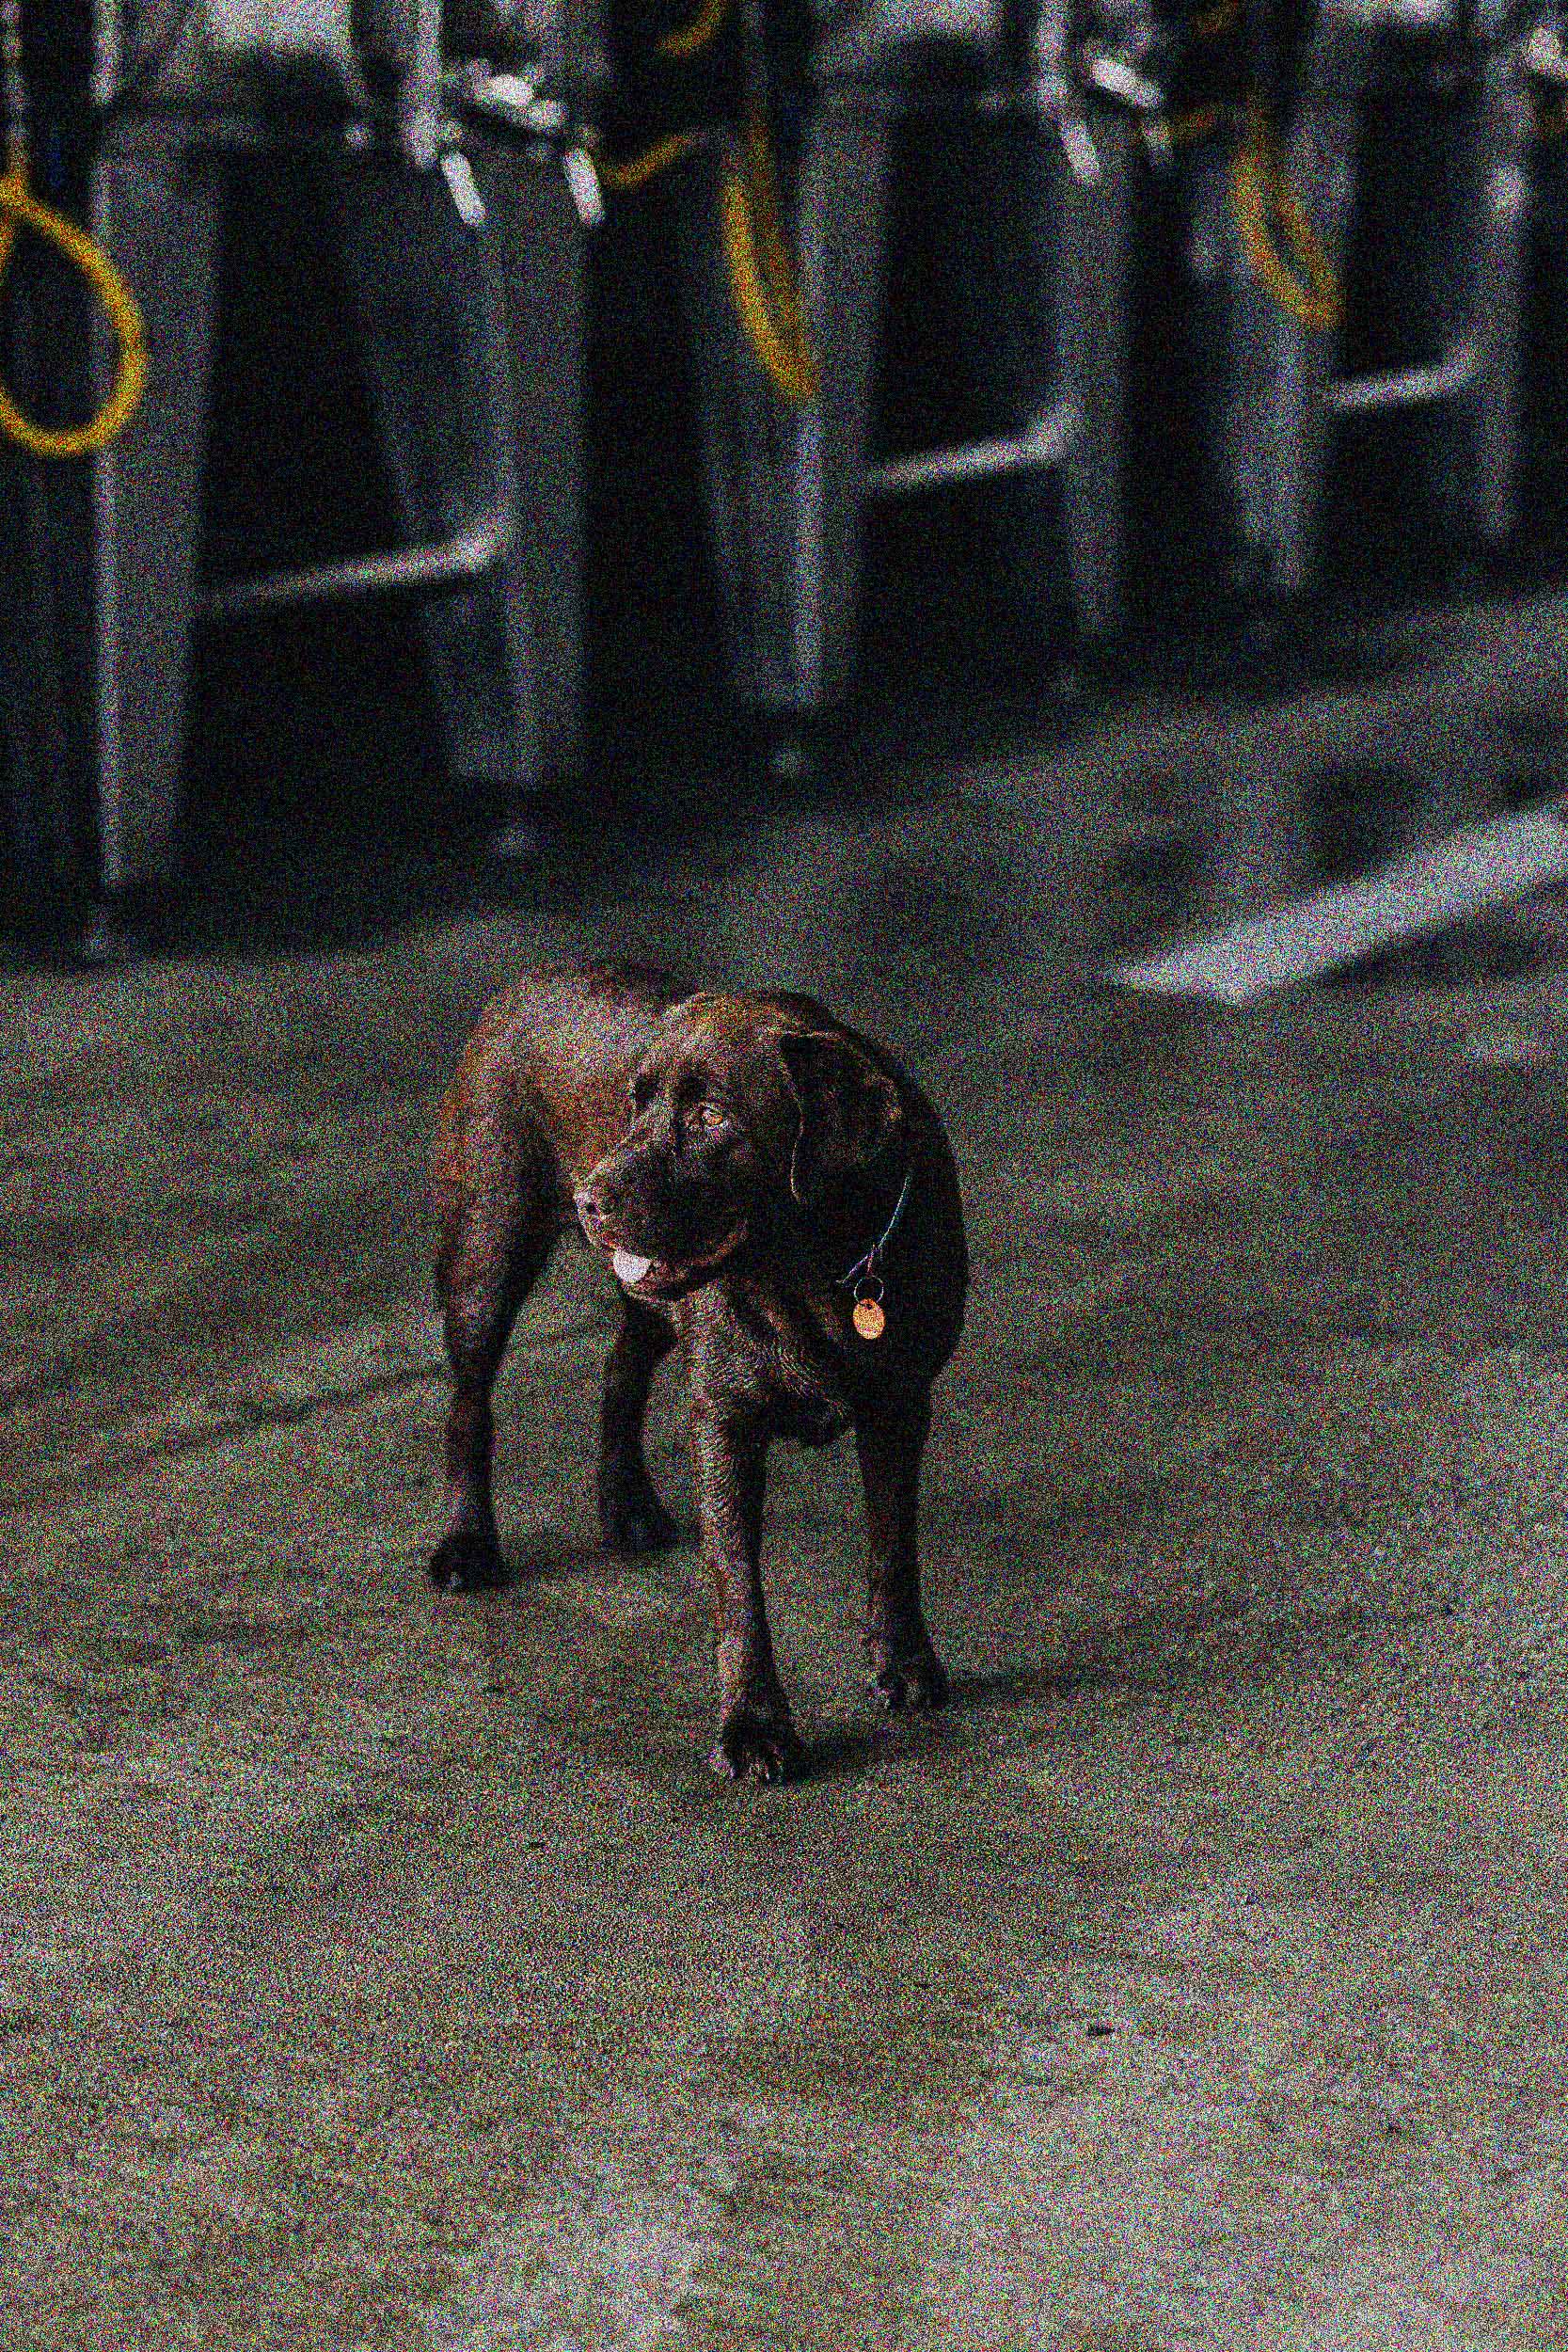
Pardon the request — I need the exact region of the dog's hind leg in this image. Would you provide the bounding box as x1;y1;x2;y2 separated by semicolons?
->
598;1296;680;1554
855;1390;949;1711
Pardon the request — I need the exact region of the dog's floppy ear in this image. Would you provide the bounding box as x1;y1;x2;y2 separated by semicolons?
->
776;1029;903;1204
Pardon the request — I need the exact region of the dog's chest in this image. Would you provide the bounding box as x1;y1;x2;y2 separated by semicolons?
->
756;1312;853;1445
696;1286;852;1446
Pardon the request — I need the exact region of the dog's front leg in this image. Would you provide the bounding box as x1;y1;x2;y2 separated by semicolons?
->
856;1389;949;1712
689;1403;801;1783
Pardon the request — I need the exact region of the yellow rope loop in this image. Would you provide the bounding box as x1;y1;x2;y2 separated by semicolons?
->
1191;0;1241;40
745;115;812;360
0;149;149;458
595;128;708;191
657;0;730;61
719;113;818;405
1230;103;1339;333
594;102;816;404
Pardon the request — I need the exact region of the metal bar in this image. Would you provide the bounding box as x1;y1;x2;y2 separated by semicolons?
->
1524;24;1568;82
1330;0;1465;23
468;141;582;774
91;139;224;893
93;346;124;892
863;399;1081;498
1325;340;1477;415
93;0;120;108
101;106;387;152
789;101;892;704
1057;121;1129;634
1081;52;1163;111
200;510;510;619
400;0;443;167
91;75;122;889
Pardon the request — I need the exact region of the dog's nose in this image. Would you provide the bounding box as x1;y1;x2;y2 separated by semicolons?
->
574;1183;608;1233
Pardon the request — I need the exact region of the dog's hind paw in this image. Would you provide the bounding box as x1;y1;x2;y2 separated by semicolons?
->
600;1486;681;1556
709;1707;804;1786
428;1527;507;1593
868;1644;950;1714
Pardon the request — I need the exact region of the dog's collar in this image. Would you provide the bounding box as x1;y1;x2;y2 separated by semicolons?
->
835;1166;912;1293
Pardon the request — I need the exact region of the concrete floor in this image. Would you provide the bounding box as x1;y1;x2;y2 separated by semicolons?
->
6;593;1568;2349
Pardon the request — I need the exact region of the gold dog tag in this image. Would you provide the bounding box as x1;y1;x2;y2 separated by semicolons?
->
852;1295;886;1342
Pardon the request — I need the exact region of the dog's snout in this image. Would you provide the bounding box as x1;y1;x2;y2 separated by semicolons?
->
574;1181;609;1232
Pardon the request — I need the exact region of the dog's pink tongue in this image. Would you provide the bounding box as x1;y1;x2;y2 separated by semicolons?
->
612;1247;654;1286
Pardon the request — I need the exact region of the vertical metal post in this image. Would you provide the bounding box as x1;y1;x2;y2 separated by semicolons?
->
790;89;892;707
1056;109;1131;635
92;0;119;106
1465;48;1532;547
89;131;224;891
330;149;543;800
675;143;802;712
1260;97;1357;598
471;141;589;778
400;0;443;165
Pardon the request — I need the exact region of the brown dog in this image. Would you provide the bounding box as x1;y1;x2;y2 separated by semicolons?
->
429;964;967;1782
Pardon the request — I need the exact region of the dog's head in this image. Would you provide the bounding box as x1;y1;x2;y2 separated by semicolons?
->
574;994;905;1301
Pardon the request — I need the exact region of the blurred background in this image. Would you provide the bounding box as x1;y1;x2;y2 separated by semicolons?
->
4;0;1568;961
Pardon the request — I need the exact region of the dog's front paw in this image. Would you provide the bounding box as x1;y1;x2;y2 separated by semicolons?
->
709;1703;804;1786
428;1526;507;1593
867;1640;950;1714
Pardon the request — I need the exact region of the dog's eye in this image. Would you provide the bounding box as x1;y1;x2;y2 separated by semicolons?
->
686;1099;730;1136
